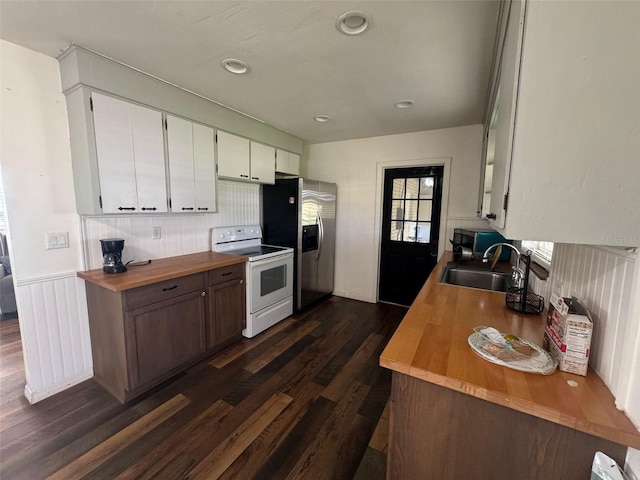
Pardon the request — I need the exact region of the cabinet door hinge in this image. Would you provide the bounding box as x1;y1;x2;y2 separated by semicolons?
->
503;192;509;212
98;195;102;209
89;97;93;112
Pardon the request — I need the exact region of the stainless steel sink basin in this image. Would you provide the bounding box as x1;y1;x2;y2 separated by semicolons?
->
438;265;513;292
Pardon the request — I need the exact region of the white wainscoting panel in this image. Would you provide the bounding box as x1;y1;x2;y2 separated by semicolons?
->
444;216;491;250
16;273;93;403
82;180;260;269
546;243;637;402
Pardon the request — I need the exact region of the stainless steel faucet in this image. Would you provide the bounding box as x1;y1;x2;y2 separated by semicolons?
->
483;242;524;288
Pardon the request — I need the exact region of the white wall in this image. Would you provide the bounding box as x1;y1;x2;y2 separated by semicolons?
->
307;125;483;302
0;40;92;402
0;40;83;280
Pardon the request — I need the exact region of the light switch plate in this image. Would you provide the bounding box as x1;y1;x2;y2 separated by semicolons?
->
152;226;161;240
46;232;69;249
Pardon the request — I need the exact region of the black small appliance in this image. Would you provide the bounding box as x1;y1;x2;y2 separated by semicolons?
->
100;238;127;274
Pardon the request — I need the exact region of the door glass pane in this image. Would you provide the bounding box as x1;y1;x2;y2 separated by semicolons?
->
404;200;418;221
418;200;432;221
406;178;419;199
261;265;286;296
390;222;403;241
391;200;404;220
416;222;431;243
420;177;434;199
403;222;417;242
392;179;406;199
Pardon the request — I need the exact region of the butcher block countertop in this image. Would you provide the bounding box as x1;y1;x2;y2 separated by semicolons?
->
380;252;640;450
77;251;246;292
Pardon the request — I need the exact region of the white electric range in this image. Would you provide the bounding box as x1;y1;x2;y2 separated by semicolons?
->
212;225;294;338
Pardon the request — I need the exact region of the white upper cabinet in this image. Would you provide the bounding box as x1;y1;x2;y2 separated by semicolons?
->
250;142;276;184
483;0;640;245
276;149;300;176
217;131;250;181
92;93;167;213
217;131;276;184
166;115;217;213
193;123;217;212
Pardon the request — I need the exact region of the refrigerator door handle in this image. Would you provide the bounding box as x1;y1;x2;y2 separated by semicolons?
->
316;211;324;260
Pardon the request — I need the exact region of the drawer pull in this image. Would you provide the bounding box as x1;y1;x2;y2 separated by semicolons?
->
240;174;249;178
182;207;194;211
162;285;178;292
141;207;157;211
118;206;136;211
222;271;233;276
197;207;209;211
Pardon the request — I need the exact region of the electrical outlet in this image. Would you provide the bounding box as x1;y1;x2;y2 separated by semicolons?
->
152;226;161;240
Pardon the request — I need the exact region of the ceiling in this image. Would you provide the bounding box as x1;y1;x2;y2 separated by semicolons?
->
0;1;500;144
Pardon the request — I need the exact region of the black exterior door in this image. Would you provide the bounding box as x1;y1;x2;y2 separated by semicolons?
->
379;166;444;306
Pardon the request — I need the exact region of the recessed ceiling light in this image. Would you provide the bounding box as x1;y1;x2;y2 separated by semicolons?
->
394;100;414;109
221;59;250;75
313;115;331;122
336;11;371;35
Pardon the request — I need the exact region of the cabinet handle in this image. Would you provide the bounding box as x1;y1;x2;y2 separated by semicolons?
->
181;207;194;211
197;207;209;211
222;271;232;276
162;285;178;291
201;291;206;297
118;207;136;211
240;174;249;178
251;177;259;180
141;207;157;211
240;279;244;284
486;213;497;220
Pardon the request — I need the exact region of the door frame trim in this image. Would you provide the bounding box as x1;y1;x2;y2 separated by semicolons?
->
373;157;452;302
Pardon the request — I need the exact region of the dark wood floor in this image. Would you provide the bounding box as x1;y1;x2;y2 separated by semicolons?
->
0;297;406;479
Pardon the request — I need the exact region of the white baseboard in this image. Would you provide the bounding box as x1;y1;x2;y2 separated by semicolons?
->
24;369;93;404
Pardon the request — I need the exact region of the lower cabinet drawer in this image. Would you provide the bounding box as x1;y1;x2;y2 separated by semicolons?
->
209;263;244;286
124;273;204;310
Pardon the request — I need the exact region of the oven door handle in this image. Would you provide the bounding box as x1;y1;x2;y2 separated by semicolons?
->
316;212;324;261
251;252;293;267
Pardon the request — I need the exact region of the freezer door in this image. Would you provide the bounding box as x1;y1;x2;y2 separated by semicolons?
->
317;181;336;296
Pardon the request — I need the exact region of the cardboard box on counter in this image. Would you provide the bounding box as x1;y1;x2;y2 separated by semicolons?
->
543;294;592;376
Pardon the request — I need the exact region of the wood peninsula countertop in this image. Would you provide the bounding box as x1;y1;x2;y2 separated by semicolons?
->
380;252;640;450
78;251;247;292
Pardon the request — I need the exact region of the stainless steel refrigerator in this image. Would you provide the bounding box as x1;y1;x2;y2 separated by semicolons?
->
262;178;337;311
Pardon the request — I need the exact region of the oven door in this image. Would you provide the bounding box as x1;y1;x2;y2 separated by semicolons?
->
250;253;294;313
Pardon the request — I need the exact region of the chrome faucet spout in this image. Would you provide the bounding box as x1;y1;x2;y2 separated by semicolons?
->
482;242;521;262
483;242;525;288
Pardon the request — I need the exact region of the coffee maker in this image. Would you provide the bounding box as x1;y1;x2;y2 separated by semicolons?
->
100;238;127;274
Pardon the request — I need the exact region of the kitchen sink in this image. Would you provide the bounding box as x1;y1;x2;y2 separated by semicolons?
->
438;265;513;292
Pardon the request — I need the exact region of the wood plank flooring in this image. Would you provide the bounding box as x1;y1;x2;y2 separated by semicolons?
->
0;297;406;479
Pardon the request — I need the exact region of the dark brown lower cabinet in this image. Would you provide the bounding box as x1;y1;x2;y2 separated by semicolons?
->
126;290;206;388
387;373;627;480
207;263;246;348
85;266;245;402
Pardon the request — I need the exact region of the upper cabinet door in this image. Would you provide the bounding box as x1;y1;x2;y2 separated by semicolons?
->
250;142;276;184
130;104;167;212
92;93;139;213
486;0;525;229
217;131;250;181
92;92;166;213
193;123;217;212
276;149;300;176
167;115;196;213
